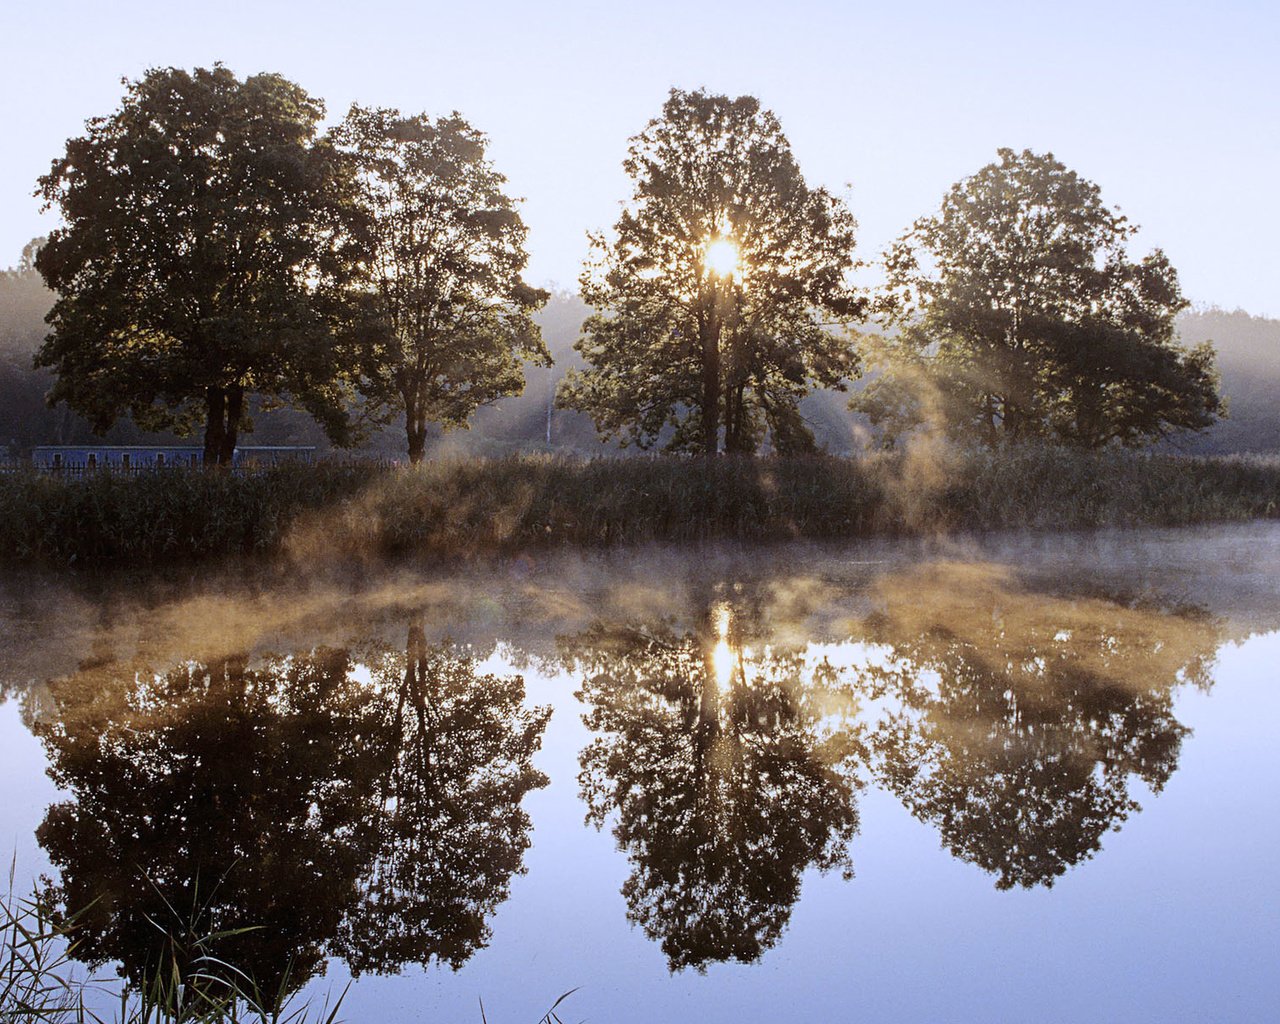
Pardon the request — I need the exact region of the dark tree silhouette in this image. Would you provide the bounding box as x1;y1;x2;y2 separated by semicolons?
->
860;563;1221;888
858;149;1222;448
33;622;551;1001
331;106;549;463
559;89;865;455
35;66;356;465
568;601;863;970
35;648;381;1000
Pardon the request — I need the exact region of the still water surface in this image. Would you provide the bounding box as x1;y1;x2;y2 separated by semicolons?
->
2;524;1278;1022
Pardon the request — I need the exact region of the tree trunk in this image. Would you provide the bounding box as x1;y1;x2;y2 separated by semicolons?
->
202;385;244;467
203;386;226;467
983;395;998;447
700;302;720;458
724;382;750;453
221;385;242;465
407;425;426;465
404;388;427;464
1076;385;1104;447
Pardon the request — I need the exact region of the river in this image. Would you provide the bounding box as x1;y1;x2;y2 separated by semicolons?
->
2;523;1278;1022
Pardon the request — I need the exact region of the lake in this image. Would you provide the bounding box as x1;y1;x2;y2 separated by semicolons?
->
2;523;1278;1023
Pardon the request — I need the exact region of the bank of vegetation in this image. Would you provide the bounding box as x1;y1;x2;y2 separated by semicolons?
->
1;884;574;1024
4;73;1279;570
0;448;1276;567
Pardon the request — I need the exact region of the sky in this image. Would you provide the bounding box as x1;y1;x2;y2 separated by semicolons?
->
2;0;1277;315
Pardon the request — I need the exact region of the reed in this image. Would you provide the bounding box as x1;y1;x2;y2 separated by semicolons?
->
1;883;574;1024
0;879;342;1024
0;448;1276;567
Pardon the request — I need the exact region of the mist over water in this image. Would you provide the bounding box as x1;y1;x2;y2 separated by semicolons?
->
1;522;1278;1021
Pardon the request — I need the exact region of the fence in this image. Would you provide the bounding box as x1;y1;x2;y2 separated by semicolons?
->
0;457;405;479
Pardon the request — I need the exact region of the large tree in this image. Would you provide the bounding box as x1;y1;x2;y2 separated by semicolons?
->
559;89;864;455
331;106;549;463
35;65;353;465
857;148;1222;448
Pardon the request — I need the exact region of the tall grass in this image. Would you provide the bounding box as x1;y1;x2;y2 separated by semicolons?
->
0;881;343;1024
1;882;575;1024
0;448;1277;567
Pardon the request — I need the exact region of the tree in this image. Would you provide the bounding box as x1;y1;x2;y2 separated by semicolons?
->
35;66;353;465
559;89;864;455
331;106;549;463
857;149;1222;448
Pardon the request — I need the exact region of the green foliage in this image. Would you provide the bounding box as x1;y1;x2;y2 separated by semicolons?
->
0;463;381;565
859;149;1223;448
330;106;548;463
560;89;864;454
1;875;346;1023
35;66;355;465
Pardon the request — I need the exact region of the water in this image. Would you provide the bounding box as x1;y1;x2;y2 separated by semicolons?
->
2;523;1278;1022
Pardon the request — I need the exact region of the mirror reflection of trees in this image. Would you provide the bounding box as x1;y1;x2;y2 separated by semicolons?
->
861;563;1220;889
568;561;1225;971
337;620;551;973
33;623;550;1000
36;648;377;998
567;599;864;971
24;558;1231;983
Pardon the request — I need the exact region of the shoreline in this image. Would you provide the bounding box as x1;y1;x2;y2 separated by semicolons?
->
1;448;1277;568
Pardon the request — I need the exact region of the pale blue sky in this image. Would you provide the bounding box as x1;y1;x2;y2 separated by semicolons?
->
2;0;1276;314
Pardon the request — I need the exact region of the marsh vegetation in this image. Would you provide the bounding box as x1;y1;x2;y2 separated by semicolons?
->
0;447;1276;566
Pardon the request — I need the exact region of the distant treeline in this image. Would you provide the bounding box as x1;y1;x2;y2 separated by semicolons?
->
3;250;1275;458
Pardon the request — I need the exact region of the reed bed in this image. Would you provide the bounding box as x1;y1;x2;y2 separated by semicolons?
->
0;884;343;1024
1;883;574;1024
0;448;1276;567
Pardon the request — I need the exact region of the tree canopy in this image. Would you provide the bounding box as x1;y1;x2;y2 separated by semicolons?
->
331;105;549;463
35;65;354;464
559;89;864;455
856;149;1222;448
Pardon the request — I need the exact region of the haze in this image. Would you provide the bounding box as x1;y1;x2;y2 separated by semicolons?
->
1;0;1276;315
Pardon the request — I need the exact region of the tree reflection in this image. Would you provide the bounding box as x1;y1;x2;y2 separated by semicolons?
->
568;599;863;971
861;563;1220;889
34;622;550;999
336;620;551;973
36;648;379;997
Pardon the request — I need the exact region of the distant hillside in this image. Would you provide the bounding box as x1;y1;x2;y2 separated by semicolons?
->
1167;308;1280;454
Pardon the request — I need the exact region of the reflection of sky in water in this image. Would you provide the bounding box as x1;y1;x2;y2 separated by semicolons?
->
0;525;1277;1022
345;630;1280;1024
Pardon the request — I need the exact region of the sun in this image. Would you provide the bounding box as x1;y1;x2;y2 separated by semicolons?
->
704;237;740;279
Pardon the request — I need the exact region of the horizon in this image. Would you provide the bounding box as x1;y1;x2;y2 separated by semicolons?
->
2;0;1277;317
